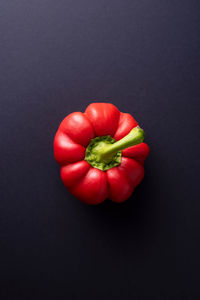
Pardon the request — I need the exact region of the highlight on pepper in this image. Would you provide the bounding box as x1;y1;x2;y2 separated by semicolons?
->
54;103;150;205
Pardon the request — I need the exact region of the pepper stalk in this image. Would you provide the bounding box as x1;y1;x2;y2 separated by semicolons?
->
85;126;145;171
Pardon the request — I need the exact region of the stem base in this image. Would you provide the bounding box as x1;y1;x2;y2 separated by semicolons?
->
85;136;122;171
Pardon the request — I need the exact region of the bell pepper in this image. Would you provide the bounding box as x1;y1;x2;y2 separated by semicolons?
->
54;103;150;205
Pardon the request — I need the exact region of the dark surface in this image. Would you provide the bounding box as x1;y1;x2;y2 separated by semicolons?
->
0;1;200;299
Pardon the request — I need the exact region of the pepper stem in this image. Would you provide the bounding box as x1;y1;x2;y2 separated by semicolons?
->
99;126;145;162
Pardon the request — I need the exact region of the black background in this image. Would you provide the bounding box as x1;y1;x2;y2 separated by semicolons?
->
0;1;200;299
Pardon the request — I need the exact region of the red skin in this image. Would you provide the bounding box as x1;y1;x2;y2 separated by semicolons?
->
54;103;150;205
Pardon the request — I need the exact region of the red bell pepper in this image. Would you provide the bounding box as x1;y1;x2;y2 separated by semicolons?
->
54;103;150;205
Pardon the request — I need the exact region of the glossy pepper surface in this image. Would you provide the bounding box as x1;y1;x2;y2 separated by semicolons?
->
54;103;150;205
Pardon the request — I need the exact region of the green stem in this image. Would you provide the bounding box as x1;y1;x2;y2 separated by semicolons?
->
99;126;145;162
